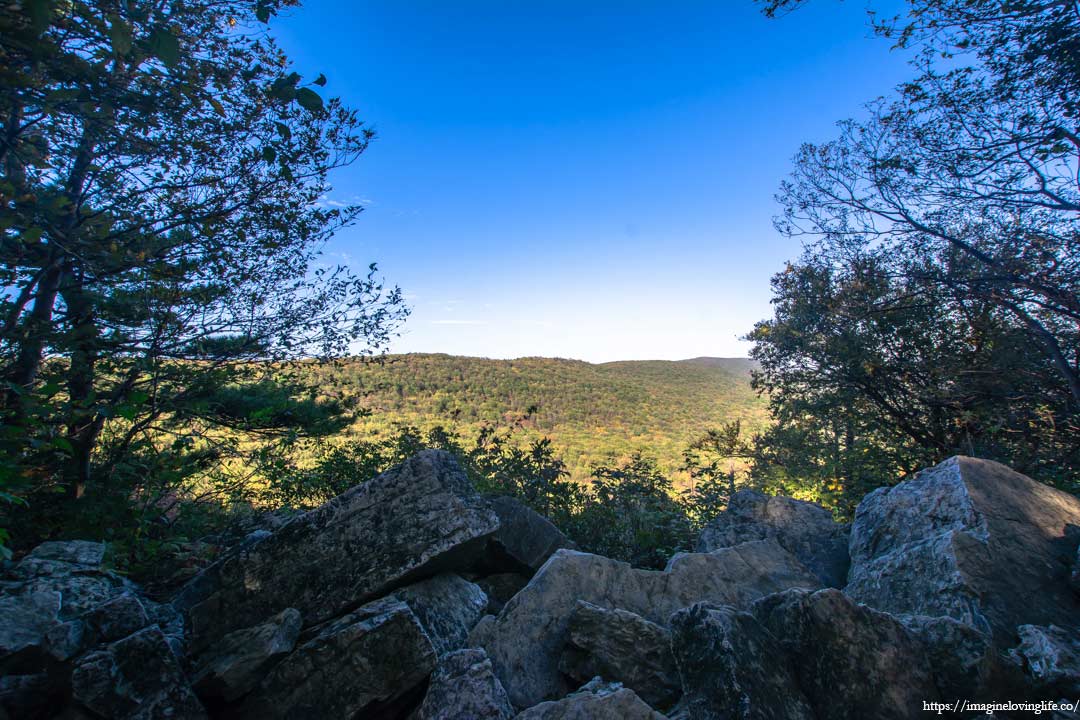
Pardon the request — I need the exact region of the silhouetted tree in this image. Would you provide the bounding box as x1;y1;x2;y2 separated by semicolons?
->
0;0;406;540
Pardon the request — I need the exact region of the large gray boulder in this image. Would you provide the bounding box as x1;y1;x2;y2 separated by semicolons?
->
846;456;1080;644
484;496;577;573
417;648;516;720
696;489;850;587
236;598;436;719
513;678;666;720
558;601;680;711
175;450;500;649
191;607;302;704
71;625;207;720
387;573;488;656
750;588;939;720
669;603;814;720
473;540;820;709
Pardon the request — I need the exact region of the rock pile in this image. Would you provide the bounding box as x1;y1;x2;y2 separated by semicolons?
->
1;451;1078;719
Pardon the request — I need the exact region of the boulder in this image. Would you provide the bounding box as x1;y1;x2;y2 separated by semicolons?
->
846;456;1080;645
513;678;666;720
474;540;820;708
191;607;302;704
70;625;207;720
23;540;106;567
236;598;436;720
82;592;150;645
388;573;488;656
558;601;680;710
669;603;813;720
484;496;577;573
750;588;938;720
696;489;850;587
175;450;501;649
0;541;134;674
897;614;993;698
1008;624;1080;696
416;648;516;720
474;572;530;615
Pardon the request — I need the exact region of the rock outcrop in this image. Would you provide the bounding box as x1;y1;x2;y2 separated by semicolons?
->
750;589;939;719
0;540;198;719
696;489;850;587
4;452;1078;719
557;601;679;710
71;625;207;720
846;456;1080;644
670;602;813;720
416;648;516;720
473;539;821;709
175;450;501;649
236;598;437;719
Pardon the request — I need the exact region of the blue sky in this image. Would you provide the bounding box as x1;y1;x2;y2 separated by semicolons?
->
272;1;912;362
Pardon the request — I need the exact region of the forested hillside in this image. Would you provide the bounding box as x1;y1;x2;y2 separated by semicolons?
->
305;354;767;480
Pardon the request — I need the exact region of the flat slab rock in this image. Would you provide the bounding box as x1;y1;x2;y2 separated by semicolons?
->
175;450;500;648
846;456;1080;644
473;539;821;709
696;489;850;588
236;598;436;720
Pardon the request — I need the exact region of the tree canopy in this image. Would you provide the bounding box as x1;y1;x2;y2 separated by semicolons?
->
749;0;1080;505
0;0;406;551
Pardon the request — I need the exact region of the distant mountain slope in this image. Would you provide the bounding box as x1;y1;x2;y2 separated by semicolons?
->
309;353;768;481
676;357;760;376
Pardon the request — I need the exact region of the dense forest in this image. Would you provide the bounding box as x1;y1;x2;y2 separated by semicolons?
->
1;0;1077;575
305;354;766;481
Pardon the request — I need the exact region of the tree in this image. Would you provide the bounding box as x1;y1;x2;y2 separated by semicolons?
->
0;0;407;538
759;0;1080;406
747;253;1080;510
749;0;1080;501
680;420;753;524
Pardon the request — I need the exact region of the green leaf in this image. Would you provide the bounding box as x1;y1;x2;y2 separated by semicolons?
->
209;97;226;117
255;0;272;23
274;122;291;141
261;146;277;162
268;75;299;101
313;73;327;87
149;28;180;68
296;88;324;113
108;15;132;56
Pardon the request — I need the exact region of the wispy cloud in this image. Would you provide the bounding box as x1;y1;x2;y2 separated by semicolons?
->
431;319;487;326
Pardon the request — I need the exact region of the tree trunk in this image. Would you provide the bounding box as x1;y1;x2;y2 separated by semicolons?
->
61;266;99;500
